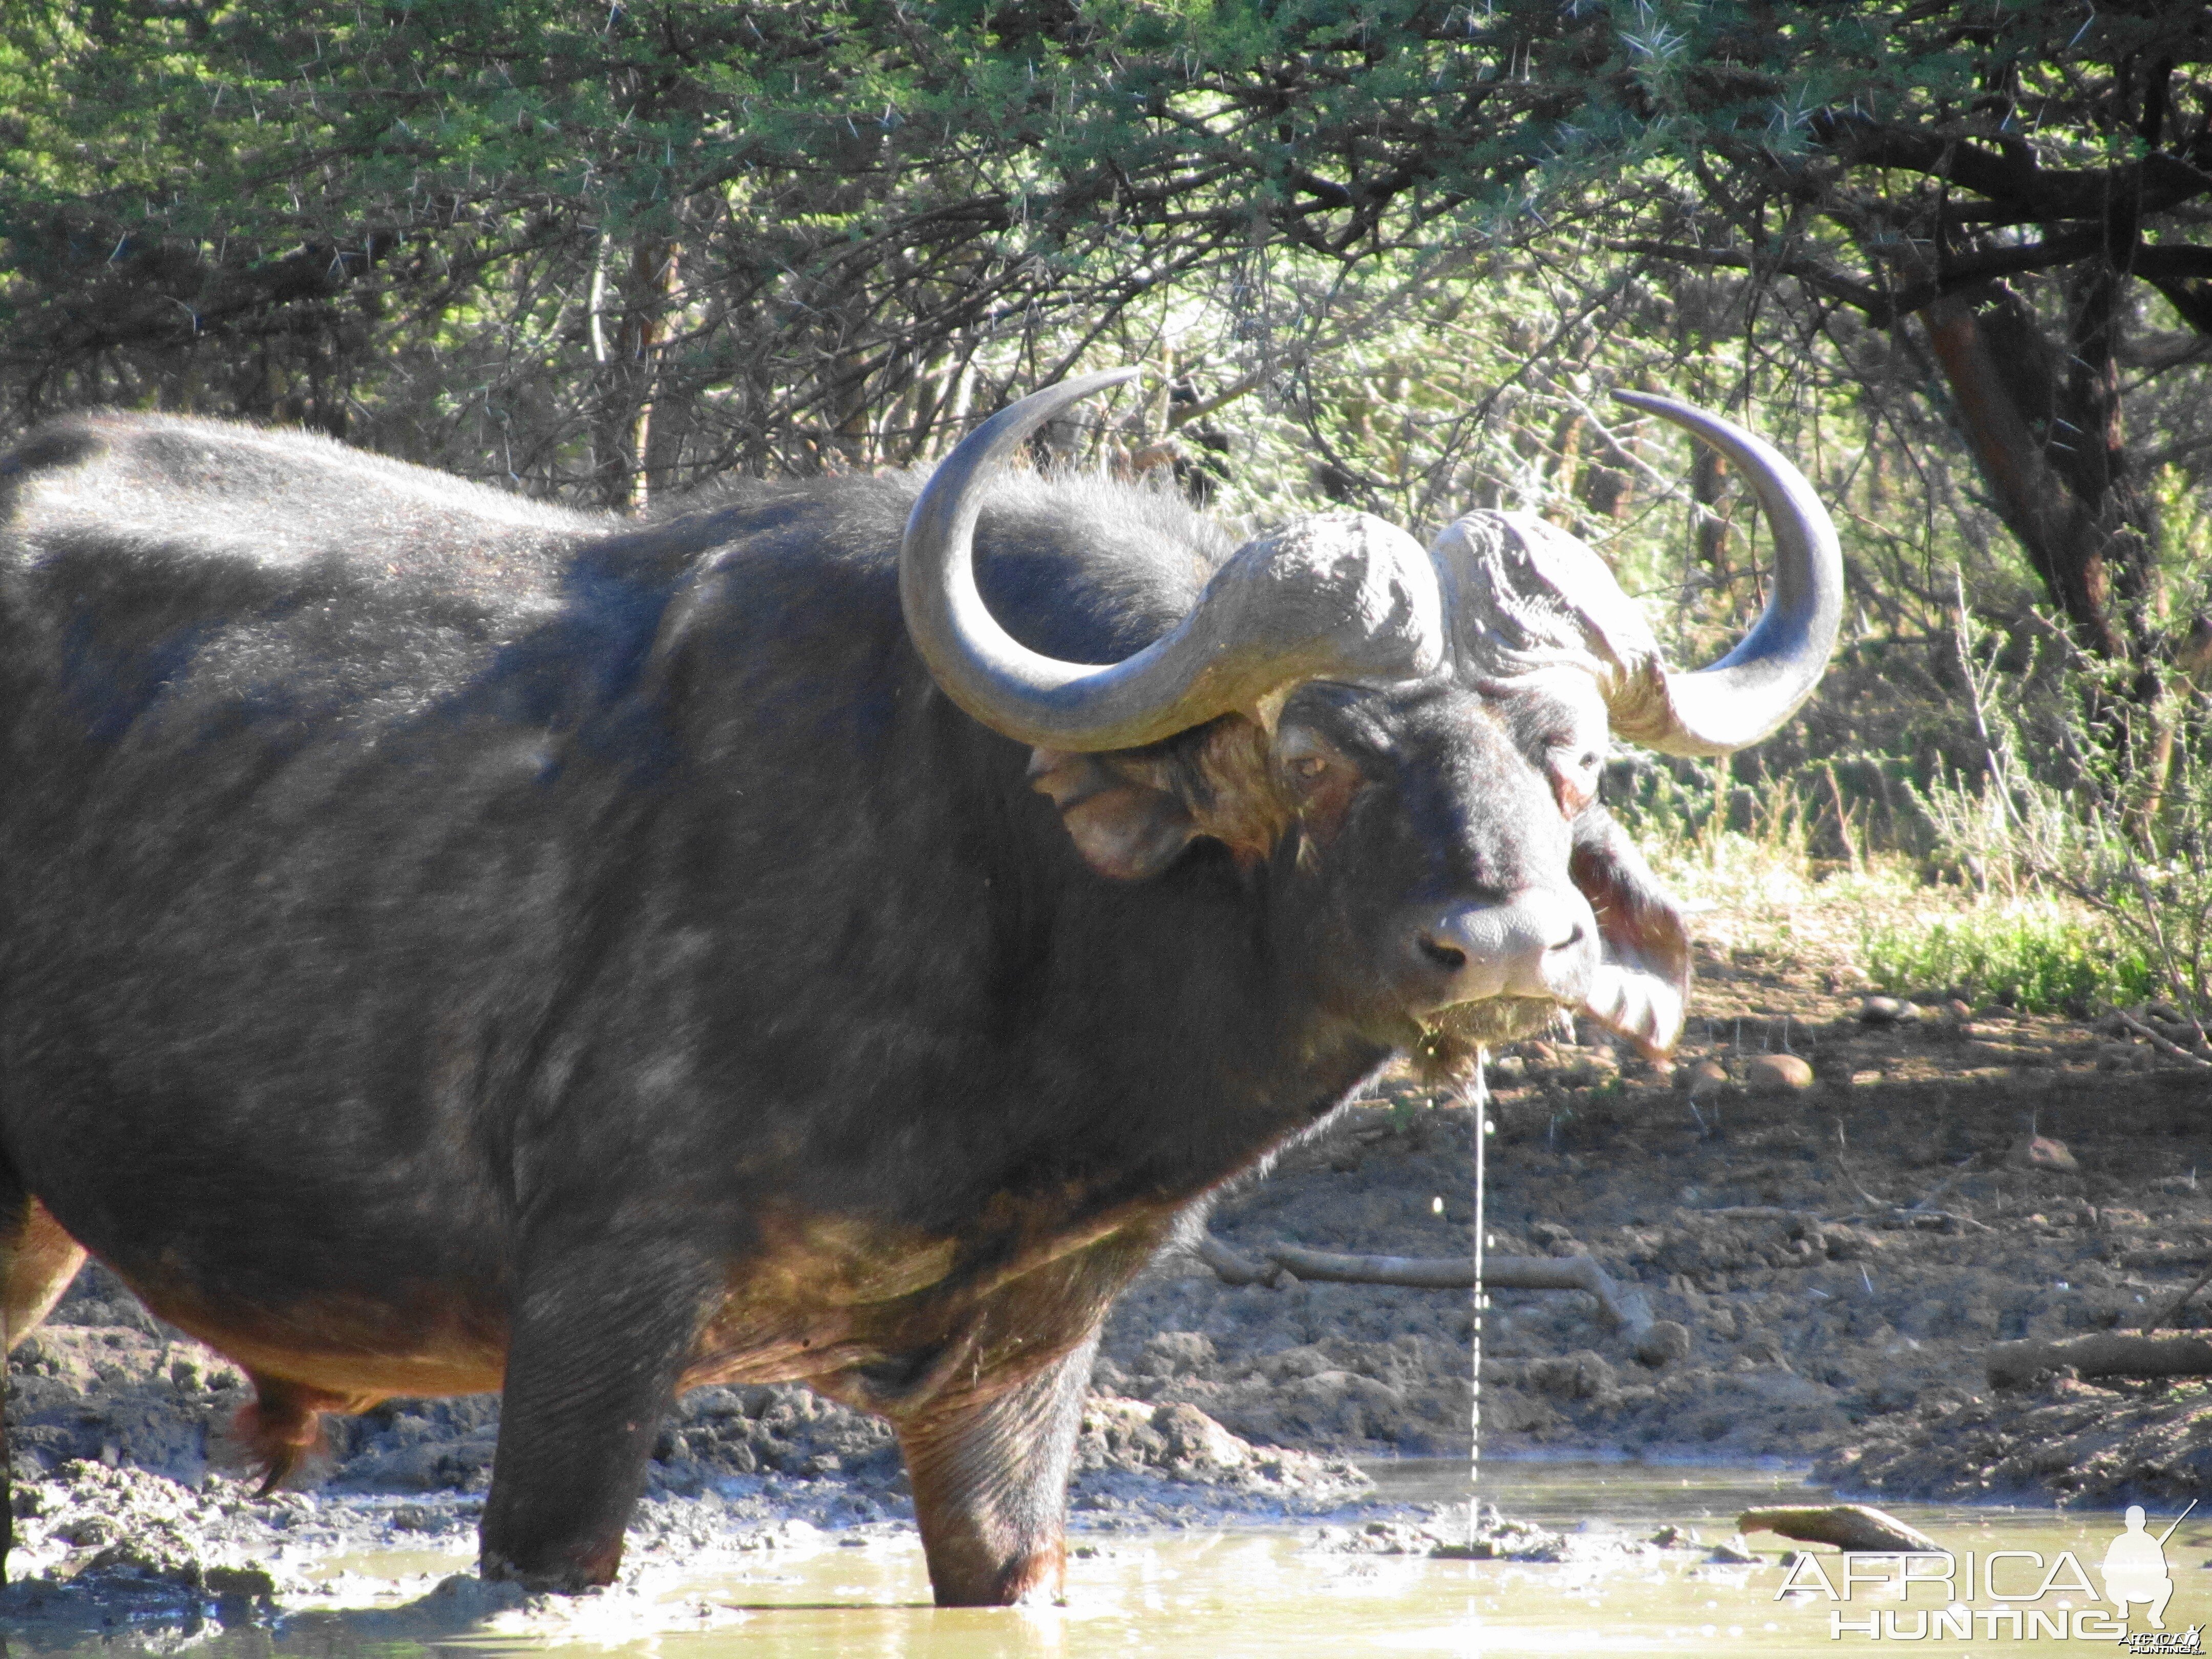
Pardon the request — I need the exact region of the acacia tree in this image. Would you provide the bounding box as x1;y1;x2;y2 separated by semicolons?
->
0;0;1631;501
3;0;2209;691
1598;3;2212;700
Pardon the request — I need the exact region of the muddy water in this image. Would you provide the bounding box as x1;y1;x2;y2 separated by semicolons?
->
13;1462;2211;1657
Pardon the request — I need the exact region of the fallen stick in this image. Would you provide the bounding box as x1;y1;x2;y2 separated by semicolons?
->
1195;1235;1653;1333
2119;1245;2212;1269
1987;1331;2212;1390
2114;1009;2212;1070
2143;1261;2212;1334
1891;1207;1994;1233
1828;1124;1892;1209
1905;1162;1977;1213
1194;1233;1285;1288
1685;1206;1815;1222
1740;1504;1943;1554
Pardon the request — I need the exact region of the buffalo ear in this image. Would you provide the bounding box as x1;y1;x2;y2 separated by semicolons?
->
1568;810;1691;1058
1027;749;1198;881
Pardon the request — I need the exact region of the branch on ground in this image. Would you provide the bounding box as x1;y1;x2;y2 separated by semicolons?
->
1740;1504;1943;1554
2143;1262;2212;1335
1987;1332;2212;1390
1195;1233;1652;1334
2114;1009;2212;1070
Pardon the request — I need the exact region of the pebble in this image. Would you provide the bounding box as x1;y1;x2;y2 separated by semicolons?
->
2008;1134;2080;1173
1745;1053;1815;1093
1632;1321;1691;1368
1859;995;1918;1025
1684;1059;1731;1096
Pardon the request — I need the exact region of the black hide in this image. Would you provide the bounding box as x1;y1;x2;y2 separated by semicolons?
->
0;413;1677;1602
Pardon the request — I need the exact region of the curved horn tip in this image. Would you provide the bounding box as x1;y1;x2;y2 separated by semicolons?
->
1018;364;1147;414
933;367;1147;481
1599;387;1844;756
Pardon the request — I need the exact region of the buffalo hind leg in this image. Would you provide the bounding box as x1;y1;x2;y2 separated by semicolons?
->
478;1235;714;1590
0;1190;89;1582
897;1333;1098;1607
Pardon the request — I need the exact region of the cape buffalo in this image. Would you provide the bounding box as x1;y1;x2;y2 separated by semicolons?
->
0;371;1840;1603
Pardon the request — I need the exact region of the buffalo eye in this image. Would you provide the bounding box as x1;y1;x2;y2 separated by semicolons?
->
1277;731;1361;840
1545;739;1604;816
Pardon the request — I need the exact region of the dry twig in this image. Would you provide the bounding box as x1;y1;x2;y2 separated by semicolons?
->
2142;1260;2212;1336
2114;1009;2212;1070
1194;1233;1652;1334
1828;1123;1892;1209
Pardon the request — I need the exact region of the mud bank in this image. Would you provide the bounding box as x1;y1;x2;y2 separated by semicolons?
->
1103;931;2212;1502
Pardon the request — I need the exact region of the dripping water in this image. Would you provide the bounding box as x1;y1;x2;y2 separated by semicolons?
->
1466;1046;1488;1548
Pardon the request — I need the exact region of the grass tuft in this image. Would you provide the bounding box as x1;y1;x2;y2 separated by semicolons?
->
1861;901;2159;1016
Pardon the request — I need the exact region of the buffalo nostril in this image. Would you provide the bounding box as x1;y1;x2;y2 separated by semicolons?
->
1418;934;1467;972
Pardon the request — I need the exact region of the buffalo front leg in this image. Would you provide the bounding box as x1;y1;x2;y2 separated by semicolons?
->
897;1333;1098;1607
0;1189;87;1583
478;1236;714;1590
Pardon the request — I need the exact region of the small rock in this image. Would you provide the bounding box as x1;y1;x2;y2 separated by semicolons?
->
1685;1059;1731;1096
1527;1220;1582;1256
1136;1331;1217;1380
1745;1053;1815;1093
1526;1350;1616;1401
1946;998;1973;1020
1739;1332;1792;1370
1859;995;1917;1025
203;1565;276;1599
1707;1537;1761;1564
2006;1135;2079;1173
1632;1321;1691;1369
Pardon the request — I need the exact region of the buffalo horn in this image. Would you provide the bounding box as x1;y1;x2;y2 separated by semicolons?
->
901;369;1447;751
1607;391;1843;756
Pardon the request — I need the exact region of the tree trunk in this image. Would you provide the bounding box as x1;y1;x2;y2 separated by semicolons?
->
590;235;680;511
1989;1331;2212;1390
1917;279;2162;678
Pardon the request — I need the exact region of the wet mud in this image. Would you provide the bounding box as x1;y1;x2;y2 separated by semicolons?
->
1108;931;2212;1500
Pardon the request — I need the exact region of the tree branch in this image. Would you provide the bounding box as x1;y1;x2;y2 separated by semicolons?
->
1989;1331;2212;1389
1195;1234;1653;1334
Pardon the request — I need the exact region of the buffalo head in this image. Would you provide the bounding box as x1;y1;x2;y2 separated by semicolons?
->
901;370;1840;1069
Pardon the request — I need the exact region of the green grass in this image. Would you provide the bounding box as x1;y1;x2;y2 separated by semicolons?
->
1862;901;2160;1016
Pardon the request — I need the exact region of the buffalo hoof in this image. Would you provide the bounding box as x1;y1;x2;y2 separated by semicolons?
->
929;1546;1066;1608
478;1542;623;1593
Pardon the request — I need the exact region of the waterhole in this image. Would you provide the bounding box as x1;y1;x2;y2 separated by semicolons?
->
6;1464;2203;1657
